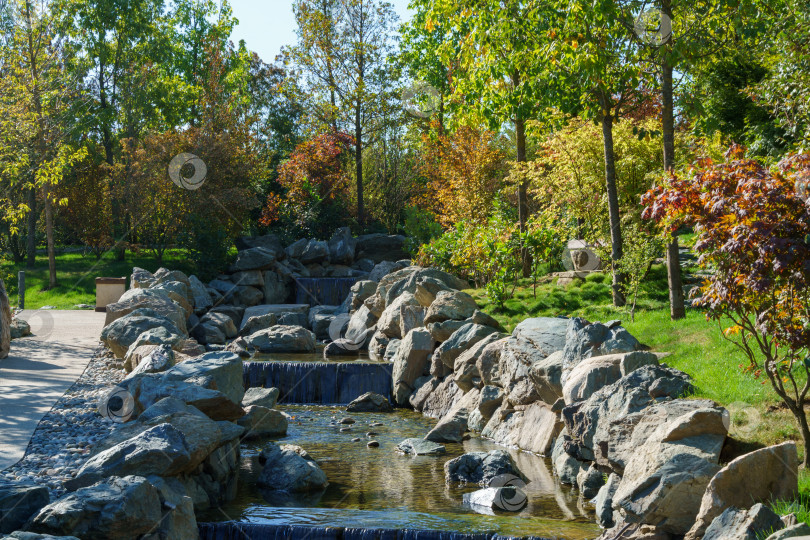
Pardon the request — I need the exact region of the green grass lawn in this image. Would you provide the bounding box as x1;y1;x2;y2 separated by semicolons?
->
1;249;196;310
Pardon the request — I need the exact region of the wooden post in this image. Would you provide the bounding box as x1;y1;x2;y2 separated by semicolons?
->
18;271;25;310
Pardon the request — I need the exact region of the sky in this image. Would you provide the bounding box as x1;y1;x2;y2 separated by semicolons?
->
229;0;414;63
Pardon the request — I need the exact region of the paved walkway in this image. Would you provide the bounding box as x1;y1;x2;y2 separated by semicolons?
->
0;310;105;470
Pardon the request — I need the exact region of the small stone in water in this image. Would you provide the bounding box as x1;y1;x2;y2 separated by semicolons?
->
367;441;380;448
340;427;352;432
366;432;378;437
369;422;383;427
339;417;356;425
352;438;361;442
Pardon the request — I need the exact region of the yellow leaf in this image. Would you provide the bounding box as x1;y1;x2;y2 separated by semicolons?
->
724;325;742;336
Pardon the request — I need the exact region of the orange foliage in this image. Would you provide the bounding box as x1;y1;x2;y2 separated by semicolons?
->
418;125;506;228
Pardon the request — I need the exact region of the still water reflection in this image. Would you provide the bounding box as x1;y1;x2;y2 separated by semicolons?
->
202;406;600;539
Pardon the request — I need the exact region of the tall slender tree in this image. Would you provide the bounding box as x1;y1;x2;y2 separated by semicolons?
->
288;0;398;227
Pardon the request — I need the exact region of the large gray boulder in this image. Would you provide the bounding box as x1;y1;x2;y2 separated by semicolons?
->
562;351;658;405
122;328;184;371
101;309;183;359
28;476;163;540
125;344;175;377
377;292;419;339
263;270;291;304
68;424;192;488
238;234;284;258
150;281;193;316
239;313;278;337
257;443;328;492
551;429;585;486
118;374;245;422
702;503;784;540
104;288;188;334
436;323;499;370
612;401;729;534
237;406;288;438
0;484;50;534
245;325;316;354
481;401;561;455
444;450;523;487
131;267;155;289
562;364;695;461
686;442;798;540
328;227;356;265
560;318;642;383
528;350;565;405
188;275;213;314
593;472;621;528
511;317;568;354
477;338;507;386
299;240;329;265
424;290;478;325
229;247;276;272
346;392;392;413
162;351;245;406
242;387;280;409
498;336;548;406
424;388;480;443
391;328;434;405
454;333;502;392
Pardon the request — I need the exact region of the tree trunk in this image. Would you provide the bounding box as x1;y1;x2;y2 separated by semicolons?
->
661;0;685;320
515;111;532;278
355;103;364;227
601;113;625;307
25;188;37;268
44;189;57;289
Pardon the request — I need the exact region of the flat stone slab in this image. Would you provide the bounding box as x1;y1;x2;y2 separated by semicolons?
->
240;305;310;330
396;438;446;456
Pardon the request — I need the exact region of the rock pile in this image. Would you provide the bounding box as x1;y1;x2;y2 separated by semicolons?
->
332;264;803;539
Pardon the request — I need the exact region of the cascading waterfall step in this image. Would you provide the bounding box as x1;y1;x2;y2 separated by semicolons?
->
197;523;560;540
243;360;393;404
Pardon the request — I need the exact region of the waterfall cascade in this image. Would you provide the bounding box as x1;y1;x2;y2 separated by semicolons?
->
198;522;559;540
243;361;393;404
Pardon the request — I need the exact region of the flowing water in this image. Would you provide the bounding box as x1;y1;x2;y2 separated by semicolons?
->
200;405;600;539
243;355;393;404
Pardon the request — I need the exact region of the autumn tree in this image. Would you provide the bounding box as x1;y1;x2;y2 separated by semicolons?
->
419;125;506;228
643;147;810;465
261;131;355;238
427;0;560;276
287;0;398;226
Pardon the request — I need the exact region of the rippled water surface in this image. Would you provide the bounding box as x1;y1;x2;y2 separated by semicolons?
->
201;405;600;539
